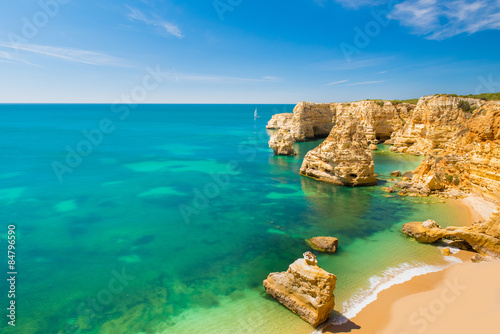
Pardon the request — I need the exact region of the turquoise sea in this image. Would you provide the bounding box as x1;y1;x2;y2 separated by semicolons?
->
0;104;470;334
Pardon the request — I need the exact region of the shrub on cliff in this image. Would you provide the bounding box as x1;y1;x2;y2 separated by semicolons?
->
458;101;471;112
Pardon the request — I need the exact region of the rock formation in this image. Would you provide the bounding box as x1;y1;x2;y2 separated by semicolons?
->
390;95;485;155
333;100;413;144
263;252;336;327
402;212;500;258
266;113;294;131
307;237;338;253
299;118;377;186
403;100;500;201
267;100;414;144
269;129;296;155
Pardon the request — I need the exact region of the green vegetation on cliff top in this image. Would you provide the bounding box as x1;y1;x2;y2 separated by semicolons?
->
434;92;500;101
350;92;500;106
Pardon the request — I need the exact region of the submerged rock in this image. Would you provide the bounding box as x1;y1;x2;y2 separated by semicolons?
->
381;186;396;193
307;237;338;253
269;129;296;155
263;252;336;327
390;170;402;177
300;118;377;186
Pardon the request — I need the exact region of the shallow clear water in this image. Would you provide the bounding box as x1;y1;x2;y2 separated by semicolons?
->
0;104;470;334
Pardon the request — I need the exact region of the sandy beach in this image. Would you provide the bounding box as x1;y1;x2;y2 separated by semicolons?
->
318;196;499;334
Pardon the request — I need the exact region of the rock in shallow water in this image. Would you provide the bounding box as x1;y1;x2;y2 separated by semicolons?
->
402;213;500;258
268;129;296;155
299;118;377;186
263;252;336;327
307;237;338;253
390;170;402;177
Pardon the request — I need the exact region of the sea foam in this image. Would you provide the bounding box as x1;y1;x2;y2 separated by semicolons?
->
313;257;462;332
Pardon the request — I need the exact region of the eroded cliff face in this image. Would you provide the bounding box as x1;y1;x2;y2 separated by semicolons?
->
263;252;336;327
267;100;413;144
299;118;377;186
268;129;296;155
289;102;336;141
333;101;413;143
390;95;485;155
266;113;294;131
407;101;500;202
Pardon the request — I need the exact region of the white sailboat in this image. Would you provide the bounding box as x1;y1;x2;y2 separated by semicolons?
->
254;108;260;119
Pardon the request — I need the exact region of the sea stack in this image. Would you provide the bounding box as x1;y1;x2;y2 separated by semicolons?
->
269;129;296;155
300;118;377;186
263;252;336;327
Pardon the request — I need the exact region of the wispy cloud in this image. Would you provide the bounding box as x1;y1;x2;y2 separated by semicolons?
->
324;80;348;86
347;80;384;86
390;0;500;39
331;0;389;9
312;56;394;71
330;0;500;39
163;71;280;84
126;6;183;38
0;42;124;66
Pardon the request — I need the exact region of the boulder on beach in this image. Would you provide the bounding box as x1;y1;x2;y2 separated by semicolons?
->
402;213;500;258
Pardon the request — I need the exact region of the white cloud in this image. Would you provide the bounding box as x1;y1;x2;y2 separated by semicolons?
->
126;6;183;38
162;71;280;84
0;42;124;66
347;80;384;86
325;80;348;86
332;0;388;8
390;0;500;39
330;0;500;39
313;56;394;71
0;50;37;65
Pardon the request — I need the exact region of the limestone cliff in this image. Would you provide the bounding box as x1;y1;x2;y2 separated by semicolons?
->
266;113;294;131
390;95;485;155
269;129;296;155
289;102;335;141
406;101;500;202
267;100;413;144
299;118;377;186
333;101;413;144
263;252;336;327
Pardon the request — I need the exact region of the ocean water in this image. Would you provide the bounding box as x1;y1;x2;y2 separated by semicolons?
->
0;104;471;334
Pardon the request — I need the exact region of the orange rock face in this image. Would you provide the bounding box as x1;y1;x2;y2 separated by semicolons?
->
263;252;337;327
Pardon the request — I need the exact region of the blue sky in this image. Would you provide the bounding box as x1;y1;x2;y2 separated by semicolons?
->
0;0;499;103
